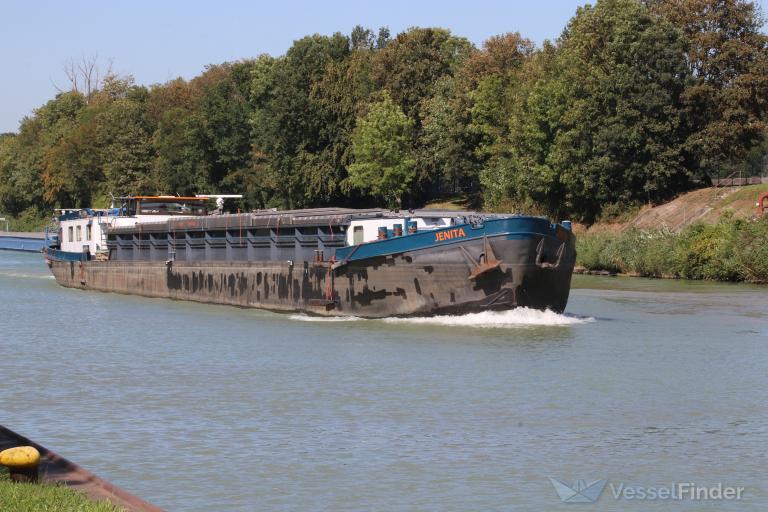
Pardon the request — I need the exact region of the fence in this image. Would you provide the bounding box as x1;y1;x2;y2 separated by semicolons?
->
711;176;768;187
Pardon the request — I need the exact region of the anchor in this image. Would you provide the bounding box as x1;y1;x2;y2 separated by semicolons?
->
460;236;502;280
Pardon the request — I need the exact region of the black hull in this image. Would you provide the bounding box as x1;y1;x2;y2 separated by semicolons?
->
48;235;575;318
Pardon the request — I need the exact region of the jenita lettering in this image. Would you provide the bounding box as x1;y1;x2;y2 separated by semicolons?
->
434;228;466;242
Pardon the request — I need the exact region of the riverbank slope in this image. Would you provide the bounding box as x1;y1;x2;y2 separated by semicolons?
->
575;184;768;282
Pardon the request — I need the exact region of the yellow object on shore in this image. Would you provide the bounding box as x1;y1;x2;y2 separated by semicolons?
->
0;446;40;468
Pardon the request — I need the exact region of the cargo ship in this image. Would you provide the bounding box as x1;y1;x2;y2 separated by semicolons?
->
44;196;576;317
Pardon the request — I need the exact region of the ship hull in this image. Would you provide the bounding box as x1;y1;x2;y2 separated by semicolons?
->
46;234;574;318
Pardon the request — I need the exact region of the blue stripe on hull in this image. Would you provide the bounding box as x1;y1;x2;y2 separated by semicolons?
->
45;248;88;262
334;217;567;264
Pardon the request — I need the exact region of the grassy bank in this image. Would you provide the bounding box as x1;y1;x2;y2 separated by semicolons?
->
0;471;121;511
576;213;768;283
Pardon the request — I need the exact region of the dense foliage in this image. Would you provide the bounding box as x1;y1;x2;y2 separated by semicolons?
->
577;214;768;282
1;0;767;225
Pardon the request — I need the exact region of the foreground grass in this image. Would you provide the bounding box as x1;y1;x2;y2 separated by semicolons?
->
576;213;768;283
0;471;122;512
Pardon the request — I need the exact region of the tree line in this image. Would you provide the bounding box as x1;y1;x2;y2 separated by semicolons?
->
1;0;767;226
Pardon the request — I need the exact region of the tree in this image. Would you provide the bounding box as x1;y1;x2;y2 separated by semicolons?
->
371;28;474;126
144;78;199;130
421;32;537;202
350;25;375;50
376;27;391;49
307;44;379;205
153;108;209;196
0;134;21;214
646;0;768;179
92;78;154;197
347;93;416;207
196;61;255;189
371;28;475;201
250;34;351;207
480;0;693;221
420;75;482;197
55;54;113;104
42;116;103;207
27;92;89;208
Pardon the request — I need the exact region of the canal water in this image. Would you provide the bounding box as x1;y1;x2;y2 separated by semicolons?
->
0;251;766;511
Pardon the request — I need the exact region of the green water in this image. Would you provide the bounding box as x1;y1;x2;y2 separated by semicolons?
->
0;252;766;510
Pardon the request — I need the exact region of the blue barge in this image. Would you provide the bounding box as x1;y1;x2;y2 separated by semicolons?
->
0;234;55;253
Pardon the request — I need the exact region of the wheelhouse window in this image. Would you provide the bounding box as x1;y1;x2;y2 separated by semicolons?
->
353;226;364;245
76;226;82;242
86;224;92;241
68;226;73;242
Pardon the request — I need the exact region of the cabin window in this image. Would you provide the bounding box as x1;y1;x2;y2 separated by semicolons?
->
353;226;364;245
76;226;82;241
68;226;73;242
86;224;92;241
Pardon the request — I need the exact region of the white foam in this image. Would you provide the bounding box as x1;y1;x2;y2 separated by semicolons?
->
382;308;594;328
289;314;363;322
0;271;55;280
289;308;594;328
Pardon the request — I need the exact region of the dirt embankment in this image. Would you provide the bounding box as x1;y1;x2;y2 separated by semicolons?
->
578;184;768;234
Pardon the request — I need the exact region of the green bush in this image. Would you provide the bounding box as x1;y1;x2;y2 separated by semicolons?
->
734;216;768;283
673;218;742;281
576;215;768;283
2;207;50;232
575;232;620;272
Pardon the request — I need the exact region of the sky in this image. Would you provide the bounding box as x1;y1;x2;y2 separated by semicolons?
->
2;0;766;133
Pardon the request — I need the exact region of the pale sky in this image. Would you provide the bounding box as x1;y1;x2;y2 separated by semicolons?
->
2;0;765;133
